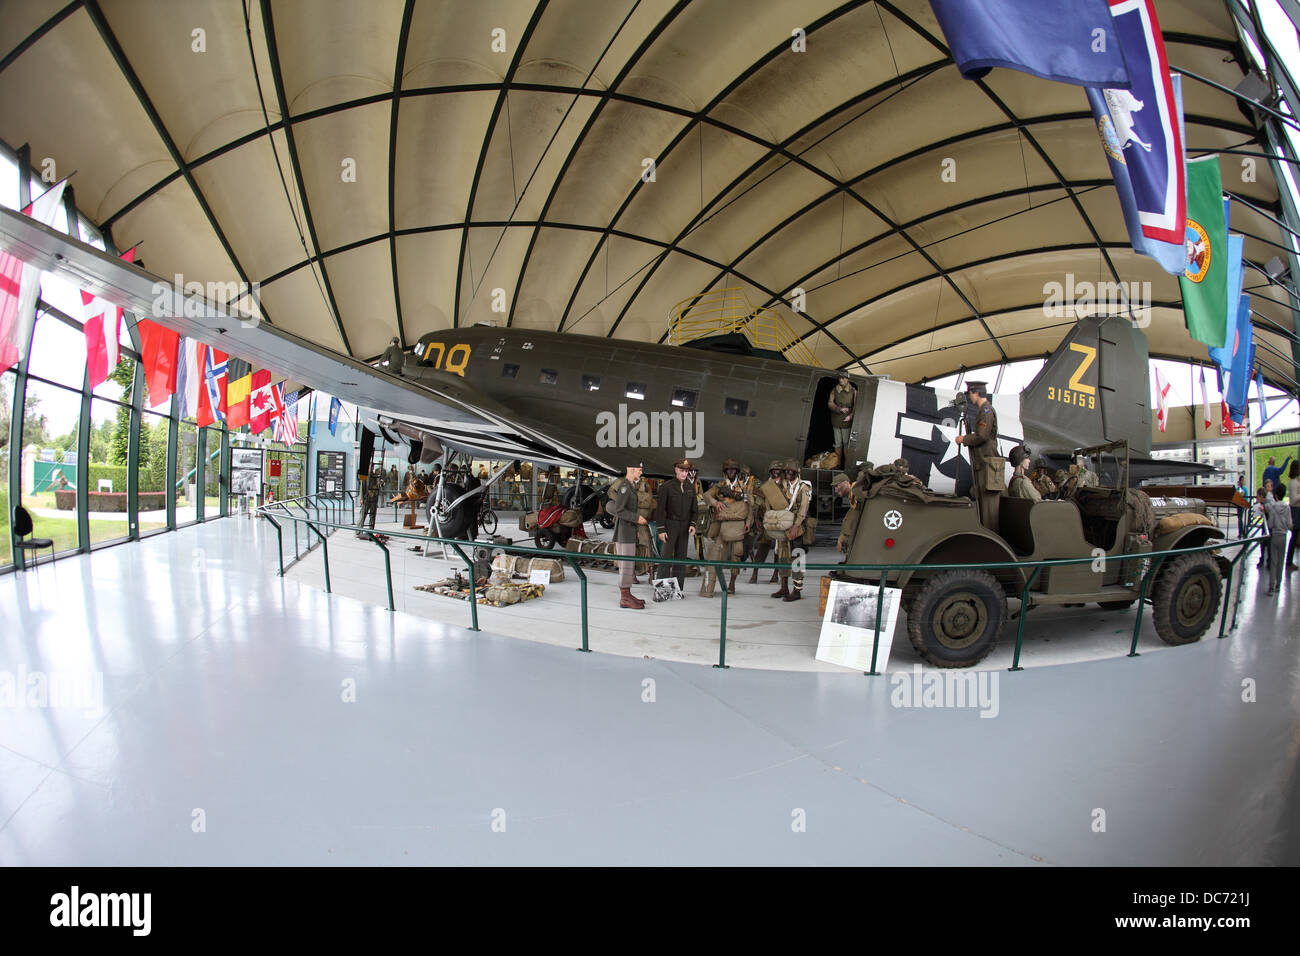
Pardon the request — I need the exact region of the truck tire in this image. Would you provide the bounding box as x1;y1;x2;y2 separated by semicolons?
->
906;570;1006;668
1151;553;1221;645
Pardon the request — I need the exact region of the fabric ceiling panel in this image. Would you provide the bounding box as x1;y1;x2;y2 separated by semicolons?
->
926;199;1097;273
458;225;535;327
564;234;680;337
678;160;829;266
620;124;771;249
716;1;924;145
269;0;403;115
628;0;846;114
111;177;239;296
394;231;461;337
326;240;400;359
605;254;721;343
101;0;270;161
0;8;170;220
393;90;498;229
189;131;317;281
291;102;390;251
796;237;931;322
738;191;898;301
858;130;1062;240
512;227;604;329
401;0;535;89
0;0;67;54
254;265;344;353
468;89;598;223
545;97;689;226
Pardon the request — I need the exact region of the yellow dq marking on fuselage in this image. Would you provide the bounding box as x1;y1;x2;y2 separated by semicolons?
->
1046;343;1098;409
420;342;471;377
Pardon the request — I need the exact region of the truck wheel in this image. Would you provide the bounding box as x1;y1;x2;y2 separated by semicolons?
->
1151;553;1221;645
906;570;1006;668
1097;600;1135;610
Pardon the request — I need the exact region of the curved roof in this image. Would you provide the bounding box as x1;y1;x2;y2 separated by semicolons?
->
2;0;1297;389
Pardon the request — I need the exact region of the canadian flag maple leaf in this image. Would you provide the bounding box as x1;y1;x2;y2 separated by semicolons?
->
253;393;272;411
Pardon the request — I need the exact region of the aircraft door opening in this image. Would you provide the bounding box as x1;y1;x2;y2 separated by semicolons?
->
802;376;843;466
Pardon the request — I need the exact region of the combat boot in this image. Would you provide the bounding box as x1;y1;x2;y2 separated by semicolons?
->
771;577;789;599
727;571;738;594
783;584;802;603
699;572;715;598
619;588;645;609
769;569;779;584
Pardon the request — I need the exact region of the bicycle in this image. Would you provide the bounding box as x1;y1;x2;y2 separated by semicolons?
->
478;494;498;536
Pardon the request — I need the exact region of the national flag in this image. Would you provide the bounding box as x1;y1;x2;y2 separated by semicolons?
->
1199;366;1212;431
226;358;252;428
329;396;341;436
1209;293;1249;374
928;0;1131;87
176;337;201;420
1254;366;1266;428
80;246;136;390
136;318;181;408
199;346;227;427
1179;156;1229;347
1;179;68;371
1154;367;1170;432
249;369;283;433
273;386;299;445
1087;0;1186;274
1227;339;1253;424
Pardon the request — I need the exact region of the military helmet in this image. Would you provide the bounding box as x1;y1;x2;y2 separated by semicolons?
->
769;459;783;473
782;458;800;472
722;457;741;471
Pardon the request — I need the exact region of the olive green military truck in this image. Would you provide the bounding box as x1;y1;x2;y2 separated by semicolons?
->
835;441;1227;668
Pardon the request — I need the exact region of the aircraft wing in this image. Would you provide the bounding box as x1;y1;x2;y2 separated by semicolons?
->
1;206;616;472
360;367;617;473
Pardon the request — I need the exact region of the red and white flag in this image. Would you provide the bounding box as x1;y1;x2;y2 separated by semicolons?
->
1154;367;1170;433
1199;367;1212;432
177;337;201;420
249;369;283;433
1;179;68;370
137;318;180;408
81;246;136;389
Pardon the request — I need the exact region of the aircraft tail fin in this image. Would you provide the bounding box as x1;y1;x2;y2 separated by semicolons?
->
1019;316;1151;456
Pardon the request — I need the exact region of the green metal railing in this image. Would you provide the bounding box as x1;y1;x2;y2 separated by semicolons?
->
256;495;1266;672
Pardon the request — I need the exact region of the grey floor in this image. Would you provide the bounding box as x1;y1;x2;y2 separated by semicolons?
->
1;517;1297;865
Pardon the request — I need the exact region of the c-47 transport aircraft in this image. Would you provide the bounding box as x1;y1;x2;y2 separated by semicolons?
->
2;204;1204;494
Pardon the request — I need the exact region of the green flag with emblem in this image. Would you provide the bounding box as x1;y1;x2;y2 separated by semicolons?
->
1178;156;1228;347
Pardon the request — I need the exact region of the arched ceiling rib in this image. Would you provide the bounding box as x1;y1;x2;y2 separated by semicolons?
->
0;0;1296;391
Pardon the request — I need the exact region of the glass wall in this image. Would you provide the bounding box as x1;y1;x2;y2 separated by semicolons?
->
176;420;199;524
0;140;242;572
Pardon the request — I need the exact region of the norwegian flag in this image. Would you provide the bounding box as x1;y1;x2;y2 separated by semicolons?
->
200;347;227;427
272;385;299;445
1154;367;1171;432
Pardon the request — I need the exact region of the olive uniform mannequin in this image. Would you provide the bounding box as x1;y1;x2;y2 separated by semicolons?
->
827;374;856;465
700;458;752;597
655;458;698;591
953;381;999;531
748;461;785;584
611;462;649;609
1007;446;1040;500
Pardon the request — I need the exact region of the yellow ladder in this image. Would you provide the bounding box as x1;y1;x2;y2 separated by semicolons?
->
668;288;822;367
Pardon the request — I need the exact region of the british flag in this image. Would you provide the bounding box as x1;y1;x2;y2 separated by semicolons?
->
273;385;299;445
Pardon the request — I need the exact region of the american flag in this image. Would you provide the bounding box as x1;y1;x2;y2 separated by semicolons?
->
272;385;299;445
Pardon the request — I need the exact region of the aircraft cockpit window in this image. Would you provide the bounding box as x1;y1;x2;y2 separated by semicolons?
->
539;368;559;385
501;363;519;378
724;397;749;416
581;374;601;391
671;387;697;409
625;382;647;400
